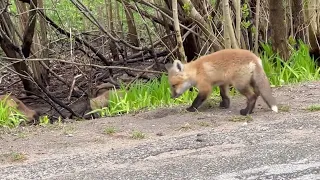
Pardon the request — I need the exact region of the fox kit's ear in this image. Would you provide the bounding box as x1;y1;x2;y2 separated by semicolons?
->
165;63;173;71
173;60;184;72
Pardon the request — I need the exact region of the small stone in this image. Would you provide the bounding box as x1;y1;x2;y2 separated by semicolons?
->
156;132;164;136
196;138;204;142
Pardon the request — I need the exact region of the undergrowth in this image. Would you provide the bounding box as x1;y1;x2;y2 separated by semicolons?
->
89;43;320;117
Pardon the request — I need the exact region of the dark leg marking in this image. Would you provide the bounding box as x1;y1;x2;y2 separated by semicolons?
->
238;87;258;116
186;93;208;112
219;85;230;109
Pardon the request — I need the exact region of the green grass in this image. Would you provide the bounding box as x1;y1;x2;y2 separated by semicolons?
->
89;42;320;117
0;95;27;128
131;130;146;139
103;126;117;135
306;104;320;112
89;76;224;117
261;42;320;86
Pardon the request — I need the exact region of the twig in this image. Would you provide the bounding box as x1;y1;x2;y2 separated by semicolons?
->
67;74;82;101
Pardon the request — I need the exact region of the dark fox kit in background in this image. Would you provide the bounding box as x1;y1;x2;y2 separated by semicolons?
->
165;49;278;115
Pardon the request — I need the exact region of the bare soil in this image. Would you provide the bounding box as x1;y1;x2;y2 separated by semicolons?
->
0;80;320;168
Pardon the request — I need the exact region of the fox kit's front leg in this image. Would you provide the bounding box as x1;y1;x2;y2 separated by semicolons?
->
186;84;211;112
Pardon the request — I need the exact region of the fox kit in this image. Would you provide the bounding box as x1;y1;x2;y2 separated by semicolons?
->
0;94;39;122
165;49;278;115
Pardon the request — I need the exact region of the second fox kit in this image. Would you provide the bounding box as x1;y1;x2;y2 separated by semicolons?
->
165;49;278;115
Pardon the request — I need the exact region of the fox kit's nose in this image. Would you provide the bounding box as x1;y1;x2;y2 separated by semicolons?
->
171;92;180;99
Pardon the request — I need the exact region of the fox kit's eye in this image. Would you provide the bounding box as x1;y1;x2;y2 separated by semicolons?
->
172;85;177;89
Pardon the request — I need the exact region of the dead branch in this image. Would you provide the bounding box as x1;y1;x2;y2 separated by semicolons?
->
67;74;82;101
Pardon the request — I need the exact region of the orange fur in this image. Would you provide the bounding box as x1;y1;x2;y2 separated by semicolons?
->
165;49;278;115
0;94;39;122
89;89;123;111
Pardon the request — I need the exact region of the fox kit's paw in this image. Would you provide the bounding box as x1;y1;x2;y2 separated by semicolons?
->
219;100;230;109
240;109;254;116
240;109;249;116
186;106;197;112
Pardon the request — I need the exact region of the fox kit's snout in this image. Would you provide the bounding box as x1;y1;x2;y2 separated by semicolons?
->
165;60;195;99
165;49;278;115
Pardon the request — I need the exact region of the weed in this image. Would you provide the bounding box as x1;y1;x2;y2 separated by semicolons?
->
229;115;253;122
131;130;146;139
39;115;50;126
198;121;211;127
10;152;27;162
279;105;290;112
306;104;320;112
103;126;117;135
62;126;76;135
177;122;192;131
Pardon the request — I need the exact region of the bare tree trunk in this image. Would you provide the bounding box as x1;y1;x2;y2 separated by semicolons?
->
172;0;186;62
254;0;261;55
223;7;231;49
222;0;239;49
20;0;48;89
269;0;289;60
306;0;320;52
35;0;49;87
292;0;306;42
123;3;140;48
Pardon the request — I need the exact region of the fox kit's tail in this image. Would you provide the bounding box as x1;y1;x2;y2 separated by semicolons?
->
253;60;278;112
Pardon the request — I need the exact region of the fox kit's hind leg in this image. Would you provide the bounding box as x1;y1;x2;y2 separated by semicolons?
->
219;85;230;108
238;86;258;115
186;83;211;112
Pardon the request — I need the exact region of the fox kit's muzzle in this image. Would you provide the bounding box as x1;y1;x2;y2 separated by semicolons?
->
171;92;181;99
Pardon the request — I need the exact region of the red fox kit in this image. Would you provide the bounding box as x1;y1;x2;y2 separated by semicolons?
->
0;94;39;122
165;49;278;115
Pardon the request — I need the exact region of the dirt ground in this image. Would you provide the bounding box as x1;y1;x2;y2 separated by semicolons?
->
0;81;320;176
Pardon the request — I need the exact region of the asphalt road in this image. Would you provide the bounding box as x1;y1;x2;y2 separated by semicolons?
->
1;112;320;180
